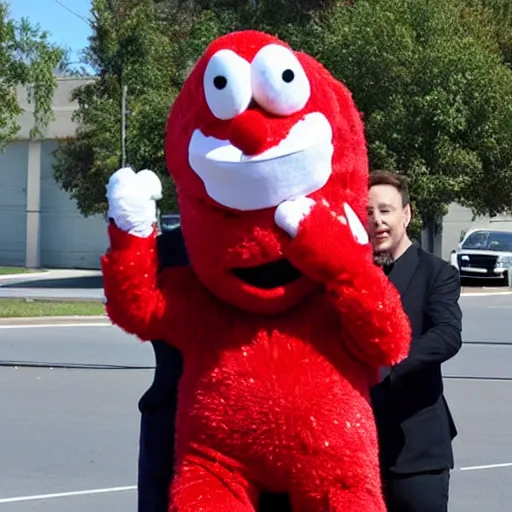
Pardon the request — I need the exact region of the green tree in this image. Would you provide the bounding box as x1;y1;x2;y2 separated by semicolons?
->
59;0;512;226
465;0;512;66
53;0;181;216
52;0;329;216
320;0;512;224
0;1;64;150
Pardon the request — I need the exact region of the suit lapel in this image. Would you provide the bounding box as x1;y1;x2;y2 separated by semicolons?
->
388;244;420;297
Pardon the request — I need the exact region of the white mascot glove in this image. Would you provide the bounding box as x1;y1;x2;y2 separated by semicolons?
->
106;167;163;238
275;196;369;244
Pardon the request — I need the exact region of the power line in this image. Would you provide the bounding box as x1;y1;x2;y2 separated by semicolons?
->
51;0;90;25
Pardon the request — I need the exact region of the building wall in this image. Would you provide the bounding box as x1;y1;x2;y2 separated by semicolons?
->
16;77;94;139
0;76;109;270
39;141;108;269
0;142;28;266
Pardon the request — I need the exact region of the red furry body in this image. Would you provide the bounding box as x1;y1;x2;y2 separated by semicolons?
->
102;30;411;511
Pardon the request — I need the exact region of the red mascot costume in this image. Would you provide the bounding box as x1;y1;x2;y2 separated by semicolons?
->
102;30;411;511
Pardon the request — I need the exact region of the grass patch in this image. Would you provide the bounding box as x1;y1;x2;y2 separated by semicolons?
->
0;299;105;318
0;267;46;276
0;267;47;275
0;267;30;275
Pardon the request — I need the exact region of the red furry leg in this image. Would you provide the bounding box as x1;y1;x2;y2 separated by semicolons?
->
169;457;257;512
290;483;386;512
288;458;386;512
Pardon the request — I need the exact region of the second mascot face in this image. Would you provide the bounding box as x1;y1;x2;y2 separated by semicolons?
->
165;30;369;314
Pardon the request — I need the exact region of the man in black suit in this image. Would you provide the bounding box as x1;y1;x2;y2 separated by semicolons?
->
137;227;291;512
367;170;463;512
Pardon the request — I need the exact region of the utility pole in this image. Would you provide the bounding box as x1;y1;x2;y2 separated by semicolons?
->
121;83;128;167
106;0;128;168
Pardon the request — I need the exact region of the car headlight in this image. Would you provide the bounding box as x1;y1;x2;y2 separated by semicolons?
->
496;255;512;266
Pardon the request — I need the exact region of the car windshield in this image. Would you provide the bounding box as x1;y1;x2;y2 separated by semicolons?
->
160;214;180;232
462;230;512;251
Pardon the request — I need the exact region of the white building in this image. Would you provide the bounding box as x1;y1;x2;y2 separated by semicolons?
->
0;77;108;269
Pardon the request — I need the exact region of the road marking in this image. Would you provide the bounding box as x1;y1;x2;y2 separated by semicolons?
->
445;376;512;382
460;462;512;471
0;464;510;504
0;485;136;504
461;291;512;297
0;323;111;329
0;462;511;503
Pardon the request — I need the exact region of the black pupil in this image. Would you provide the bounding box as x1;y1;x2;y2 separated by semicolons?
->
282;69;294;83
214;76;227;89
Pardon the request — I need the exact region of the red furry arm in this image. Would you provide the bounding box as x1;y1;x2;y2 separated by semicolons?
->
326;267;411;369
101;223;187;345
285;204;411;369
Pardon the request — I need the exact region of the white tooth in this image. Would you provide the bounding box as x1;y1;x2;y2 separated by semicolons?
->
343;203;369;245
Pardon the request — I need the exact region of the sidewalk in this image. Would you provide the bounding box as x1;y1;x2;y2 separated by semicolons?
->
0;269;102;282
0;315;110;326
460;286;512;296
0;269;104;301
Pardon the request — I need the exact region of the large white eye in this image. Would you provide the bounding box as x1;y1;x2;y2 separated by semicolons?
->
203;50;252;120
251;44;311;117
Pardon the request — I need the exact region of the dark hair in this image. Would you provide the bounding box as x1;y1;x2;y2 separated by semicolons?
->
369;170;410;207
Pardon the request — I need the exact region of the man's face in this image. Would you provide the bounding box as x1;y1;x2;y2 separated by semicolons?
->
367;184;410;255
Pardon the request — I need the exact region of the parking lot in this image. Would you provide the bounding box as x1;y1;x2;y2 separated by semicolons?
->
0;291;511;511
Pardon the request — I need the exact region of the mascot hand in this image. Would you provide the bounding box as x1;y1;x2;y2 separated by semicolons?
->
274;196;316;238
275;196;371;282
106;167;163;237
275;197;368;244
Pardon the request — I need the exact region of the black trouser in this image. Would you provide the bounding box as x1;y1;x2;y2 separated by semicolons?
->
383;469;450;512
138;342;181;512
138;405;176;512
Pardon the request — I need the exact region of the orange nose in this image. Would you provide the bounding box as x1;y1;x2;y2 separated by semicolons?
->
229;110;269;156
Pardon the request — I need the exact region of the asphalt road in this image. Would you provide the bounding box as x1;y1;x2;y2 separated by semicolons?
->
0;293;511;511
0;325;153;368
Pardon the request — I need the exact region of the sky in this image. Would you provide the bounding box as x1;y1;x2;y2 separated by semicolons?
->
8;0;93;68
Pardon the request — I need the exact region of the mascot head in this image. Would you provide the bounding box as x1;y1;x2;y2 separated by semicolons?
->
165;30;368;314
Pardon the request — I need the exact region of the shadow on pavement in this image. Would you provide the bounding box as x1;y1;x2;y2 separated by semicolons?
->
2;276;104;290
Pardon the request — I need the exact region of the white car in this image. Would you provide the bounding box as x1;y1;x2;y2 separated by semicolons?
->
452;228;512;285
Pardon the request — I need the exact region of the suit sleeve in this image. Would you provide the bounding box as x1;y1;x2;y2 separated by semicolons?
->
389;262;462;384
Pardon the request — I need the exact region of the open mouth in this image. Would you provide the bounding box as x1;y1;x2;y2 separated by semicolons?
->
232;259;302;289
188;112;334;211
